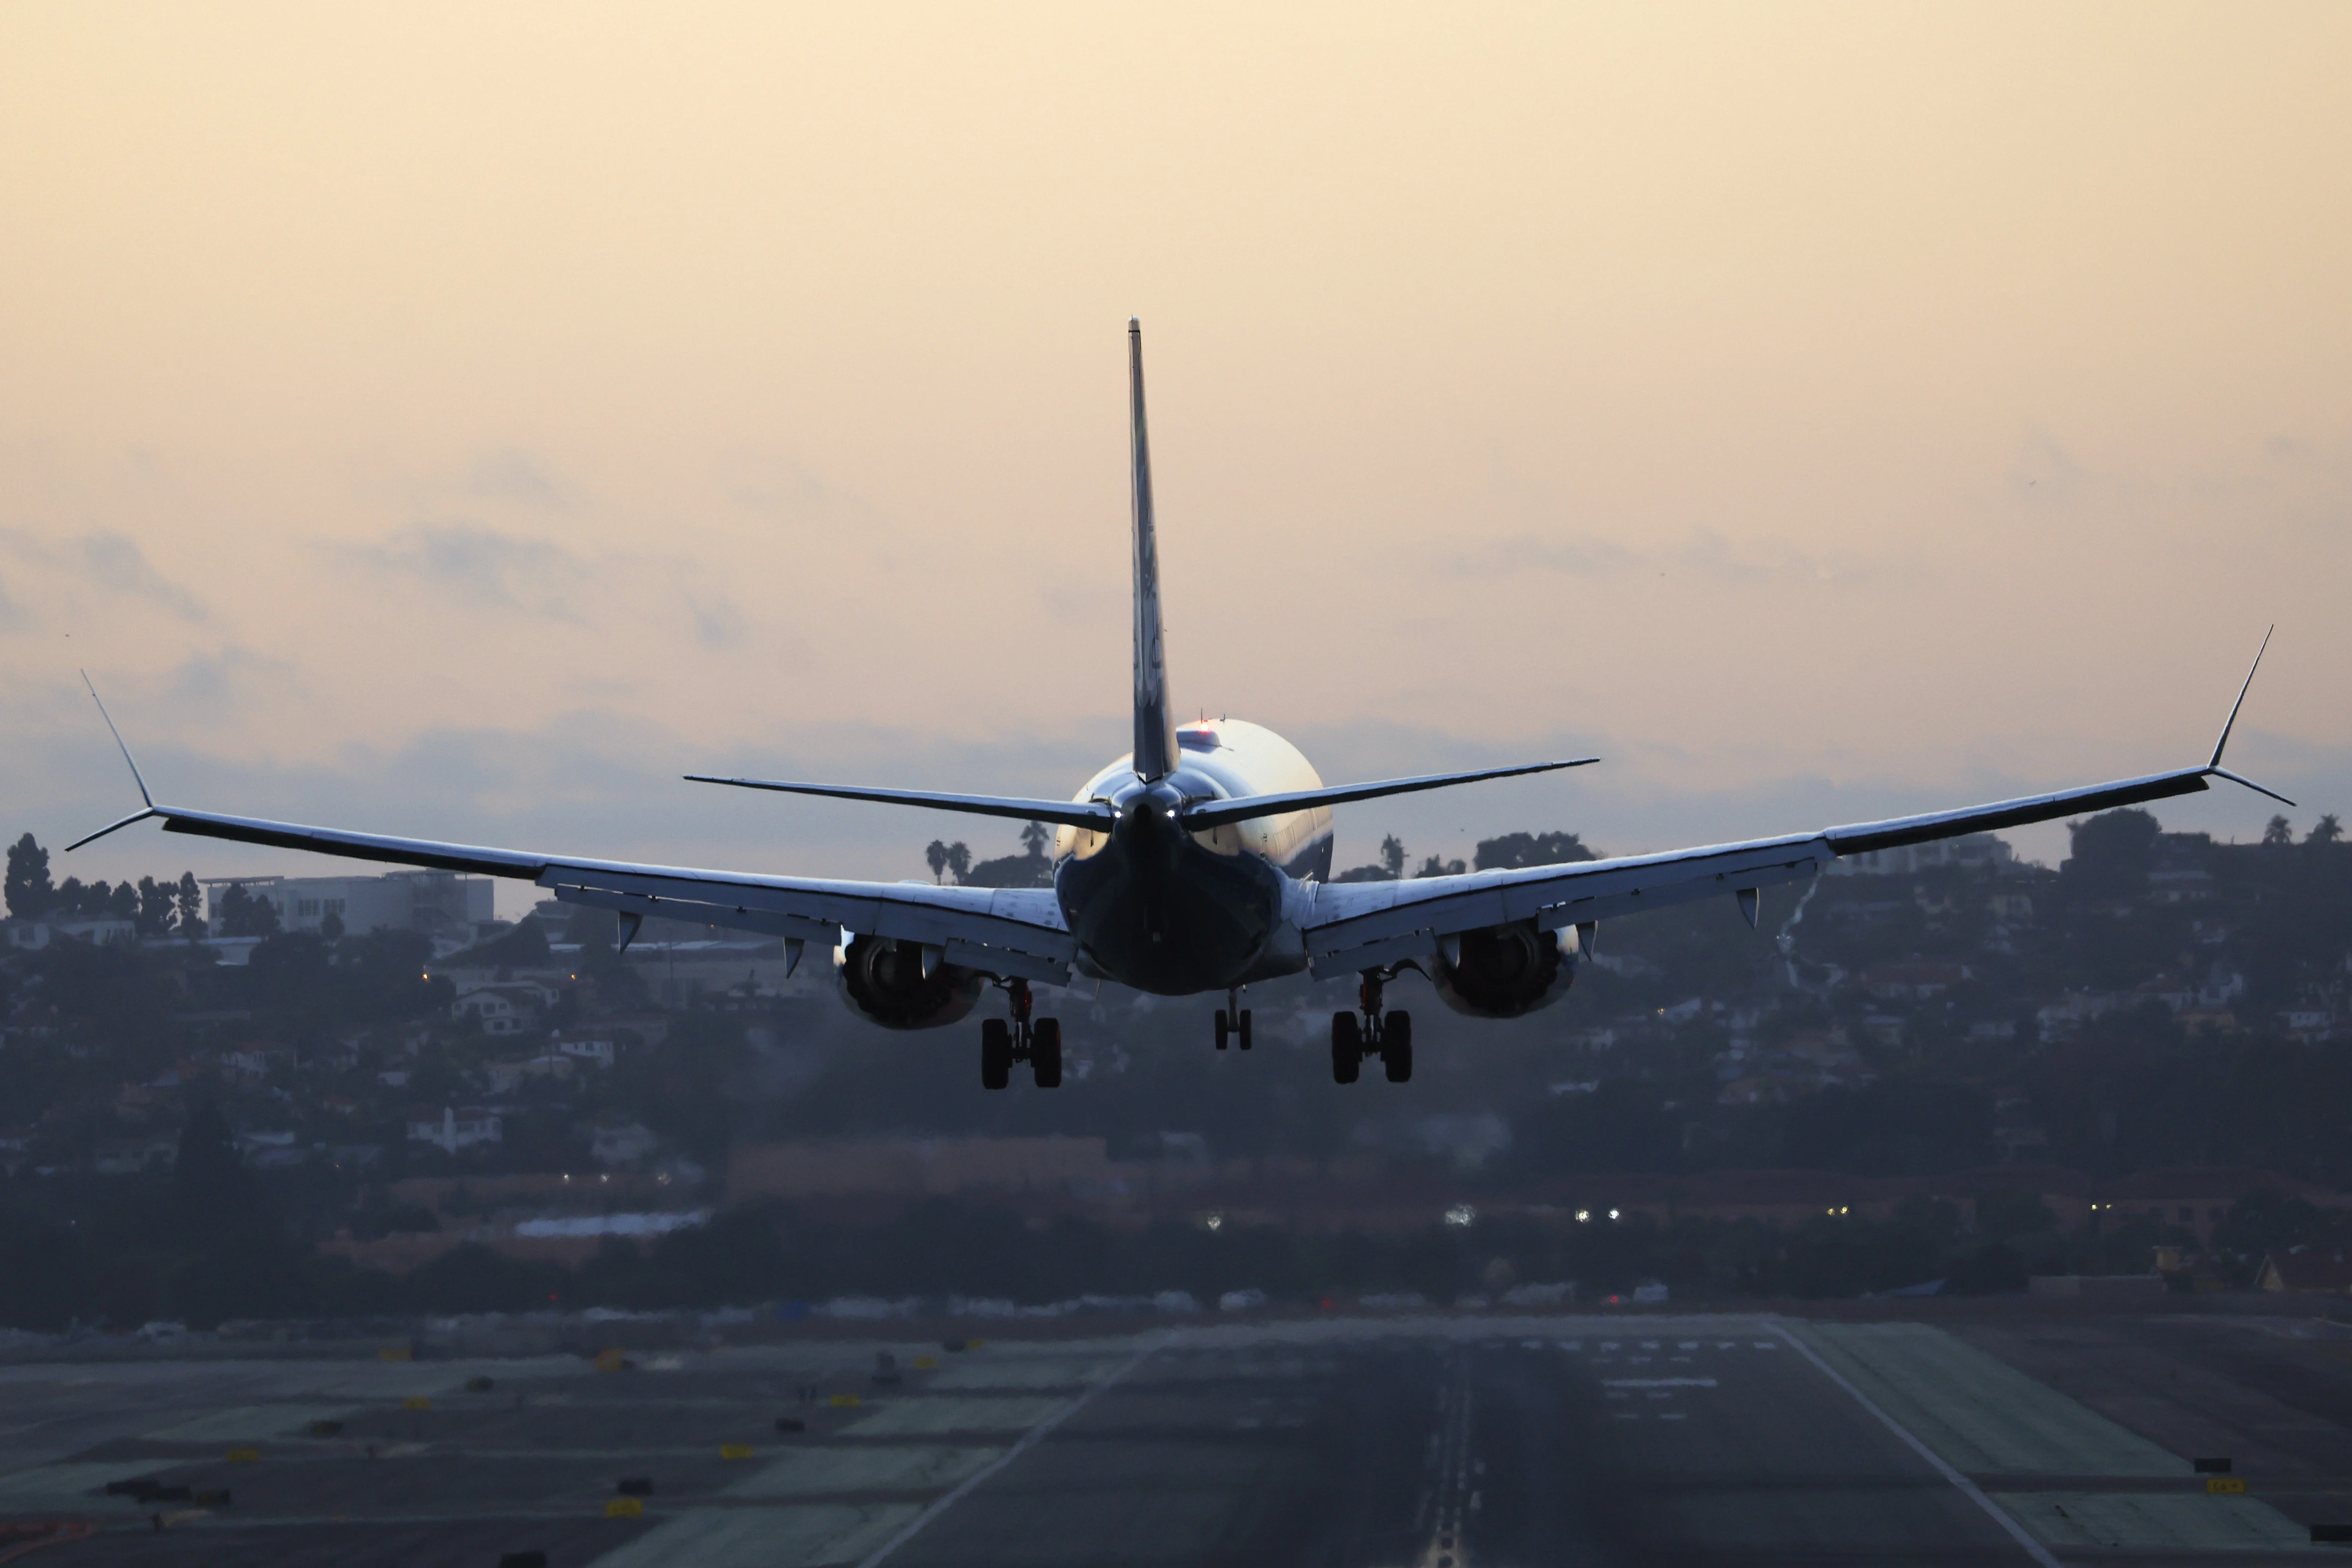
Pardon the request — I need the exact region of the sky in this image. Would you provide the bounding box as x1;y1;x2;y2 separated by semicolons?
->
2;3;2346;918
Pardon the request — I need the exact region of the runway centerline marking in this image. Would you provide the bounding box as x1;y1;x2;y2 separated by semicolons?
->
1767;1321;2062;1568
850;1338;1159;1568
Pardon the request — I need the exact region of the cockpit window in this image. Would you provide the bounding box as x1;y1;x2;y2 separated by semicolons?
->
1176;727;1221;750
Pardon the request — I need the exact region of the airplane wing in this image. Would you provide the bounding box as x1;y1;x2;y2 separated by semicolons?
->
1302;636;2291;980
69;802;1077;985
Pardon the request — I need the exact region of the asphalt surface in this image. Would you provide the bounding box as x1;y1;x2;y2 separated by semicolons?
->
3;1310;2348;1566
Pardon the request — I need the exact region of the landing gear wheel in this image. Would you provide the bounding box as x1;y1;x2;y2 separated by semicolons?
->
1214;1009;1231;1051
1381;1010;1413;1082
1031;1017;1063;1088
1331;1012;1362;1084
980;1018;1011;1090
1237;1009;1253;1051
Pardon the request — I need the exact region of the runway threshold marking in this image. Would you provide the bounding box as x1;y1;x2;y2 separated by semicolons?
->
1766;1322;2063;1568
847;1337;1160;1568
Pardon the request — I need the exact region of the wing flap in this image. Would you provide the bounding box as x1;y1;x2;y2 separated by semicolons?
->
1302;759;2266;978
1306;838;1828;978
132;804;1075;982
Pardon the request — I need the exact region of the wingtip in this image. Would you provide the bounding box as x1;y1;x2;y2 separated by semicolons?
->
2208;627;2276;770
80;672;154;809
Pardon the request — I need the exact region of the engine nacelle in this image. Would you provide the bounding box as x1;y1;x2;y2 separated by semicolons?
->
1428;919;1582;1019
834;933;985;1030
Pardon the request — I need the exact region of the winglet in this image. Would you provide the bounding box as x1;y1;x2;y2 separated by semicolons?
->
64;807;158;854
2209;627;2273;769
80;671;153;808
2202;628;2296;807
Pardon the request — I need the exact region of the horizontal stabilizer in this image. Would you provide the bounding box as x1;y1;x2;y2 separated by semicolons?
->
685;775;1115;830
1179;757;1599;831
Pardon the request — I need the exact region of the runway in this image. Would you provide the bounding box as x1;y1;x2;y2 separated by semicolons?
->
0;1312;2339;1565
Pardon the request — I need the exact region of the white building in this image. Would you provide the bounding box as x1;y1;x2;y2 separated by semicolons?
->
1831;832;2020;878
454;984;549;1036
555;1038;617;1069
406;1106;502;1154
204;870;495;937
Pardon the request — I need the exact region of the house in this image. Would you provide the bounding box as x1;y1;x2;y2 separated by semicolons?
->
453;985;547;1036
483;1054;576;1094
2037;992;2123;1044
1861;962;1973;1001
222;1047;292;1079
405;1106;503;1154
92;1137;178;1175
2280;1009;2336;1043
5;916;139;949
2258;1250;2352;1294
591;1122;660;1168
554;1037;617;1069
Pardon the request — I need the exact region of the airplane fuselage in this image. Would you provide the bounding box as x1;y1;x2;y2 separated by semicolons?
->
1055;718;1332;994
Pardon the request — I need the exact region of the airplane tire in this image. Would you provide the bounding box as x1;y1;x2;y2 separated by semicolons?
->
980;1018;1011;1090
1382;1010;1413;1083
1031;1018;1063;1088
1238;1009;1253;1051
1214;1009;1230;1050
1330;1012;1361;1084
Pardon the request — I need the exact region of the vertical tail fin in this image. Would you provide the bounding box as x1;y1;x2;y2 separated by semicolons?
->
1129;317;1176;781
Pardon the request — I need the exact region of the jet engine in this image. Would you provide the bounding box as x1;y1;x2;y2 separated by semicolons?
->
1427;919;1582;1019
835;933;985;1029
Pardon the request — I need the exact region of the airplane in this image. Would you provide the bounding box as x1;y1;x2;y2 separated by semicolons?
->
71;320;2290;1090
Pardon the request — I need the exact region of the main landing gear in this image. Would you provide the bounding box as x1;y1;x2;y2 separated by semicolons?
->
1214;986;1253;1051
981;978;1061;1090
1332;969;1411;1085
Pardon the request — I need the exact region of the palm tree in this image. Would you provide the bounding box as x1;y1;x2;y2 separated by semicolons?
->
1019;821;1051;859
2264;815;2294;847
1380;835;1406;881
2310;814;2343;846
925;840;949;883
946;842;972;884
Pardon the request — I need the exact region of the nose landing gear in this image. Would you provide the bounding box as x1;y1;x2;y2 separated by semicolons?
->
1214;987;1253;1051
981;978;1062;1090
1331;968;1411;1084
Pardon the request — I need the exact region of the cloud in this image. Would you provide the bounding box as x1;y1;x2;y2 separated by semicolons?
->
2011;426;2089;506
688;594;746;651
346;523;591;618
0;529;207;621
1441;526;1890;586
74;532;208;619
465;448;571;511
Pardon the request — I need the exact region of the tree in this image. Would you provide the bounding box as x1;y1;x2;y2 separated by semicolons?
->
5;832;52;919
137;875;175;937
2310;815;2343;847
106;879;139;920
945;842;972;884
1380;835;1406;882
2062;808;2159;900
319;909;345;942
213;883;281;938
1019;821;1052;858
1416;854;1466;877
1474;830;1597;870
175;872;204;938
925;840;949;883
2264;815;2294;847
